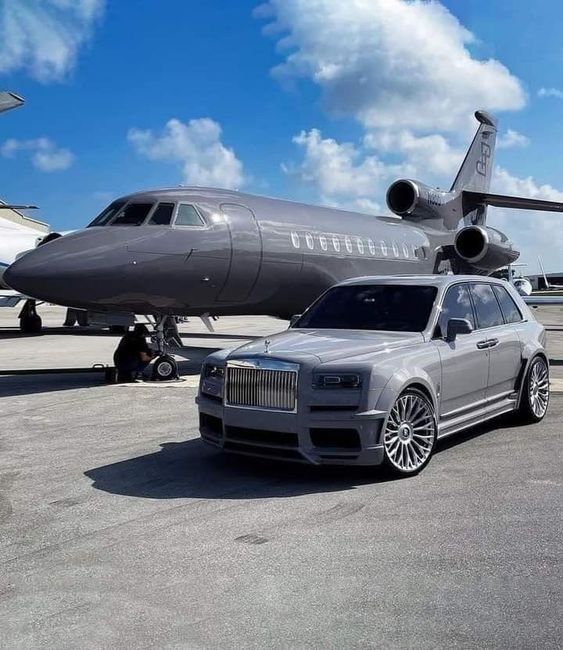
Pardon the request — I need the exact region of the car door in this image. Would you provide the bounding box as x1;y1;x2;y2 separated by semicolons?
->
469;282;522;403
433;283;489;418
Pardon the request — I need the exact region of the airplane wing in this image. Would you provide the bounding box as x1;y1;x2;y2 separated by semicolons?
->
0;205;38;210
464;191;563;213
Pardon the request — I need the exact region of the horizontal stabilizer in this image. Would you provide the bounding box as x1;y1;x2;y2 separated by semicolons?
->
464;190;563;213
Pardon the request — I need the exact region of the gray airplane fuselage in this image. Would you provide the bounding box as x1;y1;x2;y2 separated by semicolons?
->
5;187;453;318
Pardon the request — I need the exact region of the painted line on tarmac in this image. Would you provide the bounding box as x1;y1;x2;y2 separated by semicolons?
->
120;376;200;388
121;376;563;393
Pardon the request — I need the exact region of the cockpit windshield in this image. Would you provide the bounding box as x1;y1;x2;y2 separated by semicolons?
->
88;200;127;227
295;284;438;332
110;203;154;226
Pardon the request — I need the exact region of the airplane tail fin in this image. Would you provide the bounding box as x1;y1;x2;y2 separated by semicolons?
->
538;256;550;289
451;110;497;194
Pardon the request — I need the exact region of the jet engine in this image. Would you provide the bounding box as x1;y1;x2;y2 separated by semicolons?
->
386;179;451;221
454;225;519;272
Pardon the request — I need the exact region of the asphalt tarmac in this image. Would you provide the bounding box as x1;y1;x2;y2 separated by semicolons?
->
0;306;561;648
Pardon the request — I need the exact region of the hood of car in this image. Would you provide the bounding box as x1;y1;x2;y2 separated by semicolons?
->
229;328;425;364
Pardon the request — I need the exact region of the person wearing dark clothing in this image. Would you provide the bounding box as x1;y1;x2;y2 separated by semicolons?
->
113;324;154;382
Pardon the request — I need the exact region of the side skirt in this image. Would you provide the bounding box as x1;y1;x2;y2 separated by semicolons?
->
437;396;517;439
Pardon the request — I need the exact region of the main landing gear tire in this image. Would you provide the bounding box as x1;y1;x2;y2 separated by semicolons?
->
517;356;550;423
382;388;437;477
152;355;179;381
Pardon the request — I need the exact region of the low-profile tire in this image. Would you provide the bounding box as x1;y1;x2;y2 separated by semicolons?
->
517;356;550;423
152;355;178;381
382;388;437;477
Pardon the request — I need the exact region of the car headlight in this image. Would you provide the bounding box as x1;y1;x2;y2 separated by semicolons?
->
204;364;225;380
313;373;362;389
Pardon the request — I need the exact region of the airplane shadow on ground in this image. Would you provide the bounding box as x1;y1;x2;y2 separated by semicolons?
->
84;415;520;500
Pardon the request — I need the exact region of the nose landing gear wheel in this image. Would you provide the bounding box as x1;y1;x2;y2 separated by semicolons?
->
152;354;179;381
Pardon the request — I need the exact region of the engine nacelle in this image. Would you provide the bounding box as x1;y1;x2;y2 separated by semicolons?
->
386;179;452;220
454;225;519;272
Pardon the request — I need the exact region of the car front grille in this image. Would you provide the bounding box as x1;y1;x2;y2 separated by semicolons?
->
225;359;299;412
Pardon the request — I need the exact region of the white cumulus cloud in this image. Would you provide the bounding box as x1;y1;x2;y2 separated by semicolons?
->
1;137;75;171
489;168;563;274
257;0;526;133
497;129;530;149
285;128;408;208
128;117;245;190
538;87;563;100
0;0;104;82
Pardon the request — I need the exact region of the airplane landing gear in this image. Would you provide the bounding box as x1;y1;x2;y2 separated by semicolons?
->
151;315;180;381
152;354;178;381
19;299;42;334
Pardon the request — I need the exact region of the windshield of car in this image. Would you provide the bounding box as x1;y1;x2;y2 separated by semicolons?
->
296;284;438;331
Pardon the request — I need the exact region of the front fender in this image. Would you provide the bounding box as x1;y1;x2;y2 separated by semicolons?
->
374;369;438;414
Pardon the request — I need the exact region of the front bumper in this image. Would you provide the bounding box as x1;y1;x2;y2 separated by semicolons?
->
196;393;387;467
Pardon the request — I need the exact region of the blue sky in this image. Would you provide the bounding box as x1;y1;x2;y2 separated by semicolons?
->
1;0;563;272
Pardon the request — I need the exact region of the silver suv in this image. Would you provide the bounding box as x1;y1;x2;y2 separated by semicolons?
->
197;276;549;476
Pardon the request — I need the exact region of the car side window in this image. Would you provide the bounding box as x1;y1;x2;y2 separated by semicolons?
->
175;204;204;227
147;202;175;226
492;285;523;324
470;283;504;329
436;283;475;338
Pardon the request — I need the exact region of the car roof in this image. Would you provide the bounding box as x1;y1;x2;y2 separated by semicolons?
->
336;275;509;288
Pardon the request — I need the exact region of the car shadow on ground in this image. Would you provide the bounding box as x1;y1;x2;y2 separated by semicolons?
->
84;415;523;500
84;439;394;500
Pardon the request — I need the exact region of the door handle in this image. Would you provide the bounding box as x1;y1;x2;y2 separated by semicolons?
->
487;338;499;348
476;340;490;349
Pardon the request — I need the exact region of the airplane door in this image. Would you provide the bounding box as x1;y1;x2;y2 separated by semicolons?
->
217;203;262;302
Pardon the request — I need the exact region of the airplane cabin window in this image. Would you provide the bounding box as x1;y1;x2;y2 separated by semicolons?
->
368;239;376;255
88;200;127;227
111;203;153;226
345;236;353;253
319;234;327;251
148;202;175;226
175;204;205;227
392;242;400;258
291;232;300;248
357;238;364;254
306;233;314;249
381;241;388;256
332;236;341;252
403;243;410;258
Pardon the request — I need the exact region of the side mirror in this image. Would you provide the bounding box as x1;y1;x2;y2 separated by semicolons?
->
446;318;473;342
289;314;301;328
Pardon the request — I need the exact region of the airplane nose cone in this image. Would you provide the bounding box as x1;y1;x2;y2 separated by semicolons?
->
4;248;60;301
3;229;110;307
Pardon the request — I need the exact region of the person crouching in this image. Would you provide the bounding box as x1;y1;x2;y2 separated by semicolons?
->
113;324;154;382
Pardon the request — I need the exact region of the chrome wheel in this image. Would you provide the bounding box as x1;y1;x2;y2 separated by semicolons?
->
528;358;549;419
384;392;436;474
